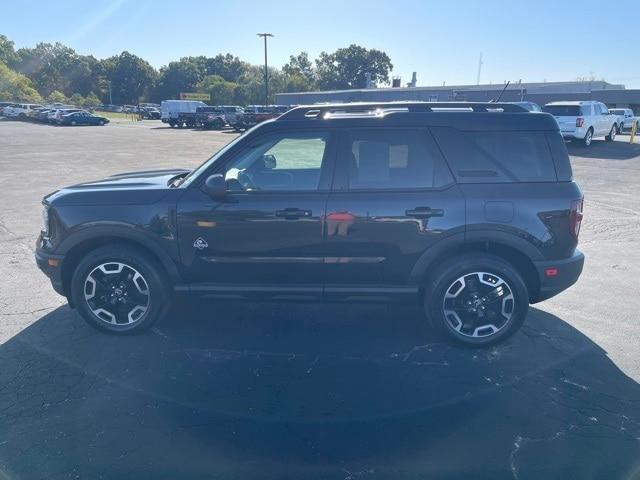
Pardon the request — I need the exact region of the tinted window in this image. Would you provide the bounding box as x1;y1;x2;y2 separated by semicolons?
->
543;105;582;116
223;132;327;191
342;129;453;190
431;127;557;183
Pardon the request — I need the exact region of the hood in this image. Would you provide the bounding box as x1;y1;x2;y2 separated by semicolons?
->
45;169;190;206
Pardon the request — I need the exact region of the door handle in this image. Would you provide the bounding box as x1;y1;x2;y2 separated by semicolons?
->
275;208;312;219
405;207;444;218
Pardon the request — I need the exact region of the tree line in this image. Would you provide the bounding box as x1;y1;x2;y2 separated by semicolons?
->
0;34;393;106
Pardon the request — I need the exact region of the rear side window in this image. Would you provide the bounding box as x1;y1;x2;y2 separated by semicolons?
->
543;105;582;116
340;128;453;190
430;127;557;183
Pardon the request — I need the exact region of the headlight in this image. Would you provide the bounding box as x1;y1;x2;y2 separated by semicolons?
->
41;204;50;236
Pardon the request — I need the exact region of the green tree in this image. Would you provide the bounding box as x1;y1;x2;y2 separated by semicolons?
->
205;54;248;82
282;52;315;85
101;51;157;104
315;44;393;89
47;90;68;103
69;92;85;107
197;75;238;105
83;92;102;108
0;62;42;102
0;35;19;68
155;56;207;101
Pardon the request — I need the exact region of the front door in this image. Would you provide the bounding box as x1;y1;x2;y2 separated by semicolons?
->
323;127;465;299
177;130;335;298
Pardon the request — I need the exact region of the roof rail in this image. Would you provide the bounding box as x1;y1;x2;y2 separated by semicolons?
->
278;101;529;121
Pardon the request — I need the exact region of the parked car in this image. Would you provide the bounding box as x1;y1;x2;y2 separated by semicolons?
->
59;111;109;126
195;106;226;129
218;105;244;126
609;108;636;132
543;101;618;146
48;108;82;124
3;103;43;119
160;100;207;127
232;105;286;131
0;102;18;116
140;107;161;120
35;101;584;346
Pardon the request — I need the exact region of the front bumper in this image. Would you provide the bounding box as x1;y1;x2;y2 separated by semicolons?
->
531;250;584;303
35;245;66;297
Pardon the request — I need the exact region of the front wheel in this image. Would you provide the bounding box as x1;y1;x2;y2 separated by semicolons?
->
71;245;171;334
424;254;529;347
606;124;616;141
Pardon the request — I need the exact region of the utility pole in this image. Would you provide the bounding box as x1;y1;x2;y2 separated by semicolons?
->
476;52;483;86
257;33;274;106
108;80;112;105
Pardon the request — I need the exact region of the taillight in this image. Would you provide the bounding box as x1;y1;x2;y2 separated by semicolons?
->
576;117;584;127
569;199;584;238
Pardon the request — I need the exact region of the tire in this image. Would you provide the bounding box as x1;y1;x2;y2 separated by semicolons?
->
70;120;77;126
70;244;171;335
606;124;616;141
583;128;593;147
99;120;105;126
213;118;224;130
424;253;529;347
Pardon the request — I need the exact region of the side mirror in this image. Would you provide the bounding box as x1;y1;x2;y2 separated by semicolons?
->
204;174;226;199
263;154;277;169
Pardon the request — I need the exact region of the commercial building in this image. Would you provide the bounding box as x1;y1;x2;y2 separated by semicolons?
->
276;80;640;113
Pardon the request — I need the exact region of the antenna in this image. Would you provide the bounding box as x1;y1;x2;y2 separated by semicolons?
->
476;52;483;85
494;80;510;102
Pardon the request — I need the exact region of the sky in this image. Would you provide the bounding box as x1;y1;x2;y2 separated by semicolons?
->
3;0;640;88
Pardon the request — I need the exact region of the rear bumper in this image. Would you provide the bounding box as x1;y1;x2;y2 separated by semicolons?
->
531;250;584;303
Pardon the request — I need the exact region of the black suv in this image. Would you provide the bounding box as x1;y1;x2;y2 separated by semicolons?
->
35;102;584;346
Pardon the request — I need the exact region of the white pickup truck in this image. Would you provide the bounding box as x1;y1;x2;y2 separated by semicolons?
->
543;101;619;146
609;108;637;132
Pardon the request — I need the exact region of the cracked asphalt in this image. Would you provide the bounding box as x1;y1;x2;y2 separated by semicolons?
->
0;119;639;479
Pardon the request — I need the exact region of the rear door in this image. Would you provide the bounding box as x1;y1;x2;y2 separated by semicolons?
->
323;127;465;299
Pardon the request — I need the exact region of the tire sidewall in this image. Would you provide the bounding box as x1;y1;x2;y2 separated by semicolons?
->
71;245;170;334
425;254;529;347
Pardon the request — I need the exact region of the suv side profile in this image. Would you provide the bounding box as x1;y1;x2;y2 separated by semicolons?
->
36;102;584;346
543;101;618;146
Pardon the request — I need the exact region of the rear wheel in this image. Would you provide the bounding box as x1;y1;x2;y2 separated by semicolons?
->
213;118;225;130
583;128;593;146
71;245;171;334
606;124;616;141
424;254;529;347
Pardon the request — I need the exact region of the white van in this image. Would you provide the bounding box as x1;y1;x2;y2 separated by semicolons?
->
160;100;207;126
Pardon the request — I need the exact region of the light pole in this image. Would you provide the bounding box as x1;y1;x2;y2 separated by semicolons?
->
257;33;273;106
107;80;112;105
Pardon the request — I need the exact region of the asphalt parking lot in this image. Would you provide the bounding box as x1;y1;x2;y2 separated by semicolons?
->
0;119;639;479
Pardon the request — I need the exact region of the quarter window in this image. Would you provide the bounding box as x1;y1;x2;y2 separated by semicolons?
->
431;127;557;183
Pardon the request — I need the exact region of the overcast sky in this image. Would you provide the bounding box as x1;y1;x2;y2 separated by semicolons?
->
4;0;640;88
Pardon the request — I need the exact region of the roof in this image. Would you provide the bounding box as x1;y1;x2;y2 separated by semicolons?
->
545;100;600;105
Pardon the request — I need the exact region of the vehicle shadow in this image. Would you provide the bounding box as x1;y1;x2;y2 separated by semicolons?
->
567;138;640;160
0;302;638;480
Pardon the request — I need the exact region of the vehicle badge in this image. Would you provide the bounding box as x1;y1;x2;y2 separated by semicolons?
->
193;237;208;250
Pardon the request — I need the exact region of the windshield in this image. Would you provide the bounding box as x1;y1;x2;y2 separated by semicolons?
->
542;105;582;116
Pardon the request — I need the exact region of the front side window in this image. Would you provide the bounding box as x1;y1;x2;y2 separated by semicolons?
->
223;132;328;191
341;129;453;190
